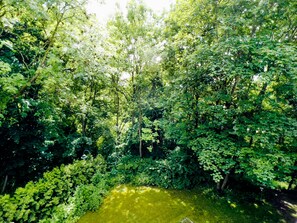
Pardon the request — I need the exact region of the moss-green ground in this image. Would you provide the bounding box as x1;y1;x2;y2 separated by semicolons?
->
77;185;284;223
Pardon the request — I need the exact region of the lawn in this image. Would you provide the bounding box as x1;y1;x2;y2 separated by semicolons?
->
77;185;284;223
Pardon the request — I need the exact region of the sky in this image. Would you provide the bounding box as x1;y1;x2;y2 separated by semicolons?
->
86;0;175;22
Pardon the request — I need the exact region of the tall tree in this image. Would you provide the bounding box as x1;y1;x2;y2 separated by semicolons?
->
163;0;297;190
0;0;112;192
106;0;163;157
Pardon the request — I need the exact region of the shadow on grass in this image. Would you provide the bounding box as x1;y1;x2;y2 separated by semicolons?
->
77;185;286;223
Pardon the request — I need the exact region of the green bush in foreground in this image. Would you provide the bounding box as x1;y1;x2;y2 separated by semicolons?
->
0;156;106;223
47;171;120;223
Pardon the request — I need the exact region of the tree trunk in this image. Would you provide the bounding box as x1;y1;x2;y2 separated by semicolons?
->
115;91;120;146
221;172;230;191
138;110;143;158
193;91;199;129
216;181;221;191
226;76;239;109
1;175;8;194
217;171;231;193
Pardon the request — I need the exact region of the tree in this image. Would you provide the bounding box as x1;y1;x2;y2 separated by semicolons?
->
163;0;297;190
0;0;112;192
106;0;163;157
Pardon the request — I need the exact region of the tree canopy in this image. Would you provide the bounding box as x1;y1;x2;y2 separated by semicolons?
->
0;0;296;194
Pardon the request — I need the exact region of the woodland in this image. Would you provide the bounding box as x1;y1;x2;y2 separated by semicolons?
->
0;0;296;222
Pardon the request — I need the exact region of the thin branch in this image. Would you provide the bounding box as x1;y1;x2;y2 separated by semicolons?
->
18;51;30;70
15;4;68;97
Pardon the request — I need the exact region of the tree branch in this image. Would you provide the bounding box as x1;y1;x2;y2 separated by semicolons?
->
15;3;69;97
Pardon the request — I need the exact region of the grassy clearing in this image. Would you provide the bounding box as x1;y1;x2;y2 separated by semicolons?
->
77;185;284;223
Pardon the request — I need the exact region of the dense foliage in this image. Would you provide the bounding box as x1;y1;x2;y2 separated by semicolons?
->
0;156;106;222
115;147;202;189
163;0;297;191
0;0;296;221
0;0;113;191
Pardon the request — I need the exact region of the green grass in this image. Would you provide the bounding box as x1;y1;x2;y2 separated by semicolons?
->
77;185;284;223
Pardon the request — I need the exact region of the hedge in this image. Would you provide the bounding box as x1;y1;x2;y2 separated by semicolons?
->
0;156;106;222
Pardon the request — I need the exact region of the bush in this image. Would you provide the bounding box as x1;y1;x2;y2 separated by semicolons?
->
116;147;201;189
46;170;121;223
0;155;106;223
73;184;104;216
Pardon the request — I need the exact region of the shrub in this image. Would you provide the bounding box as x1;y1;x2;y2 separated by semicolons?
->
0;155;106;223
73;184;104;216
44;170;120;223
116;147;201;189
